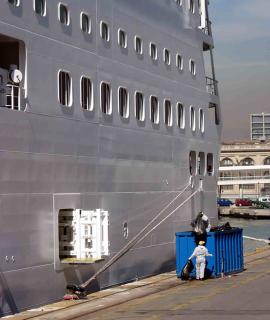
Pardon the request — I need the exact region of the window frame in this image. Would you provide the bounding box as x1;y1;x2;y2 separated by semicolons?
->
118;86;129;119
8;0;20;6
134;91;145;122
189;0;195;13
163;48;171;66
190;106;196;131
134;35;143;55
149;42;158;61
164;99;173;127
33;0;46;16
80;12;91;34
150;95;159;125
176;53;183;71
58;3;70;26
100;81;112;115
80;76;93;111
100;21;110;42
189;59;196;75
199;108;205;133
175;0;182;6
177;102;185;129
118;28;127;49
58;70;73;107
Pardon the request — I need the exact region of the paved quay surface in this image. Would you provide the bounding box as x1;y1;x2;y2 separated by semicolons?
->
6;248;270;320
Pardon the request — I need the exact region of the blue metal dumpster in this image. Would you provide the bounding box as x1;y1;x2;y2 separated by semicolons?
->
175;228;244;278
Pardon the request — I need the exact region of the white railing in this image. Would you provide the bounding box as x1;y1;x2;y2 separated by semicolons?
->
6;84;21;110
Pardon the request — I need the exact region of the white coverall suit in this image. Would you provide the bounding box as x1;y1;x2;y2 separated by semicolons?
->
189;245;212;279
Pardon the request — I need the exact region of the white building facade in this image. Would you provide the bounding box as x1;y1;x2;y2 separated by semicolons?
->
218;141;270;200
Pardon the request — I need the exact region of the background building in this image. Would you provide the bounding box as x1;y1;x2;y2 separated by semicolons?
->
218;140;270;200
250;113;270;141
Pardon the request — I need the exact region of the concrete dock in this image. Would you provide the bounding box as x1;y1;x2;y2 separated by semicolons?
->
6;247;270;320
219;207;270;219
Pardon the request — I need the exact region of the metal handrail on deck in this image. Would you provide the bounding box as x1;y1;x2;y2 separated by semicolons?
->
206;76;218;95
6;84;21;110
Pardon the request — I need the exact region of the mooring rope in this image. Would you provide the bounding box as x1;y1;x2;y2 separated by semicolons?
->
80;177;197;289
243;235;270;244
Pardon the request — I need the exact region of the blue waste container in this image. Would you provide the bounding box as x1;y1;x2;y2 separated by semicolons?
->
175;228;244;278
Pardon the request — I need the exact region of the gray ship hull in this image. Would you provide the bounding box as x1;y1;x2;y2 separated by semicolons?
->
0;0;221;315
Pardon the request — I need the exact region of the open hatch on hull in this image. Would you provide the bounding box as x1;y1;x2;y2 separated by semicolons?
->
59;209;109;264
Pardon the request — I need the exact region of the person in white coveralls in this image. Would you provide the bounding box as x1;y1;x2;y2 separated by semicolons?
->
188;240;213;280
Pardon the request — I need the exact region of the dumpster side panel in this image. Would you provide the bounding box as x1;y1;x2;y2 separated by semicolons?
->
175;228;244;279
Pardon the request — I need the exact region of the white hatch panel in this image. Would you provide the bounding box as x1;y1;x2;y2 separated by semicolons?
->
59;209;109;263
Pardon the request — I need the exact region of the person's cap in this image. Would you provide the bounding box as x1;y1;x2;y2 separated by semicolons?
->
199;240;205;245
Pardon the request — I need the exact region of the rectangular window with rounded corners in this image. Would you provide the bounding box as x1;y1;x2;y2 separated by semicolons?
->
8;0;20;6
118;29;127;48
198;152;205;175
164;49;171;66
81;12;91;34
199;108;205;133
34;0;46;16
135;92;145;121
118;87;129;118
81;77;93;111
189;151;196;175
189;0;195;13
59;3;69;25
176;53;183;70
58;71;72;106
150;43;157;60
100;21;110;42
100;82;111;114
177;102;185;129
190;106;196;131
164;99;172;127
207;153;214;176
189;59;196;75
150;96;159;124
134;36;143;54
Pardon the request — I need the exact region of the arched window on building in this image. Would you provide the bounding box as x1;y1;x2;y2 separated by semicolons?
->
264;157;270;165
240;157;254;166
220;158;233;167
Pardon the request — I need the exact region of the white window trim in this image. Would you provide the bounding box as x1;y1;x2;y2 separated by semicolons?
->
80;12;91;34
177;102;185;129
189;59;196;75
134;91;145;122
150;95;160;124
118;86;129;119
198;152;206;176
58;3;70;26
100;21;110;42
164;99;173;127
8;0;20;7
80;75;93;111
189;0;195;13
190;106;196;131
163;48;171;66
118;28;127;49
199;108;205;133
100;81;112;115
33;0;46;16
58;69;73;107
176;53;183;70
175;0;182;6
149;42;158;61
134;35;143;55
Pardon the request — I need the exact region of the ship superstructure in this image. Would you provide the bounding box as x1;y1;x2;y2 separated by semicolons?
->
0;0;220;315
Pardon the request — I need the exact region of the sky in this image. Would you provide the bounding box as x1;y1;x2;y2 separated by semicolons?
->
209;0;270;141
